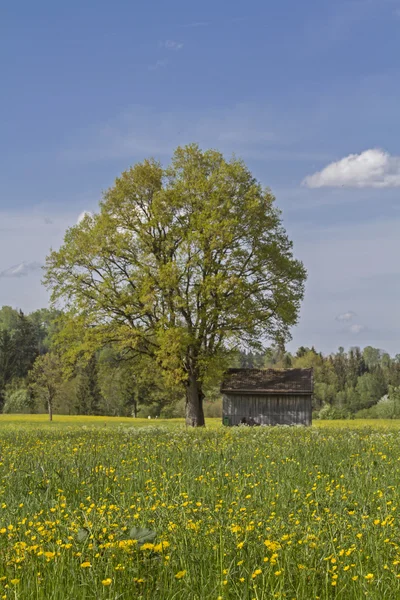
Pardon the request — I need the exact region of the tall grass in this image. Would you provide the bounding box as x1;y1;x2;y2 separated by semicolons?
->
0;420;399;598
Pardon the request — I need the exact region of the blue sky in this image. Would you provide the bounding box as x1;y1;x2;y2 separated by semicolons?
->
1;0;400;354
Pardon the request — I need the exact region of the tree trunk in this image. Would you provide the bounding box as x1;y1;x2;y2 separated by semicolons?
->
48;400;53;422
185;373;205;427
133;399;138;418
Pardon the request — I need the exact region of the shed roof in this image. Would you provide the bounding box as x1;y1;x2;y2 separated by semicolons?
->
220;368;313;395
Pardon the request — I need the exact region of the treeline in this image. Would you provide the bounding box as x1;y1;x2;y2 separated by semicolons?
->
0;306;186;418
238;346;400;418
1;304;400;419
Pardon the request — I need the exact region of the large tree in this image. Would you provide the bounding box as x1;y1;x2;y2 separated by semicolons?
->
44;144;306;426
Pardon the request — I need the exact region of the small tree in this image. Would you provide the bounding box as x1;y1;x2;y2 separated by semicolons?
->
29;353;64;421
44;145;306;426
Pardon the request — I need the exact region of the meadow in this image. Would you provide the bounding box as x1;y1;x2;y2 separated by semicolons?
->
1;417;400;598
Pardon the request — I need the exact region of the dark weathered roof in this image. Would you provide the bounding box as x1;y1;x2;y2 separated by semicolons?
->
220;368;313;395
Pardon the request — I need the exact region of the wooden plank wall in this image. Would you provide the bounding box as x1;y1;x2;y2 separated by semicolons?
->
222;394;312;426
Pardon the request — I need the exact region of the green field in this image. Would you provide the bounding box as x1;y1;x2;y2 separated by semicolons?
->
2;414;400;429
1;417;400;598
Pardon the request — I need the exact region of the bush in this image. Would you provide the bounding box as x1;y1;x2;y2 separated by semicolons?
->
318;404;352;420
3;386;36;414
355;406;378;419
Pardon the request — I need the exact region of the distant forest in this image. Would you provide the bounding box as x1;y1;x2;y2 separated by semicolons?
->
1;305;399;419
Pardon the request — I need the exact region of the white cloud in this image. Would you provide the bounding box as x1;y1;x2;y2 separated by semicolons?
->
162;40;184;50
349;324;366;334
336;311;355;321
77;211;93;224
303;149;400;188
0;261;42;278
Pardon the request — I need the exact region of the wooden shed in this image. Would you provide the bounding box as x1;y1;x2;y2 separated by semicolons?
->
221;368;313;426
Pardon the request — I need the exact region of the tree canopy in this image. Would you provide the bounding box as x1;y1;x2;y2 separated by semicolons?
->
44;144;306;425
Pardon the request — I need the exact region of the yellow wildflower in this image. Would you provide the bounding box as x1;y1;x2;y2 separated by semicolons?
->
175;570;186;579
140;543;155;551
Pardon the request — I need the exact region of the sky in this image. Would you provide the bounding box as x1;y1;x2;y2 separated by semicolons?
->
1;0;400;355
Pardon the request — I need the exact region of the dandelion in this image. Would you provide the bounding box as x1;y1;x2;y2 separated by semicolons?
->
80;561;91;568
175;570;186;579
365;573;374;580
102;578;112;586
140;543;155;551
154;541;170;552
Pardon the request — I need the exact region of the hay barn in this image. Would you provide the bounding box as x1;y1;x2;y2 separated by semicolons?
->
221;368;313;426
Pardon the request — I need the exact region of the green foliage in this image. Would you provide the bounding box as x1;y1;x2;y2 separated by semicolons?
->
44;144;306;425
0;329;17;408
28;353;64;420
13;311;38;378
0;307;60;411
0;306;20;331
75;354;103;415
355;371;387;410
318;403;351;420
3;383;36;414
28;308;61;354
373;387;400;419
97;348;184;417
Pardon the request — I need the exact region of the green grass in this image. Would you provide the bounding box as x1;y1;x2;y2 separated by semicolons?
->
1;418;400;598
2;413;400;430
0;414;194;429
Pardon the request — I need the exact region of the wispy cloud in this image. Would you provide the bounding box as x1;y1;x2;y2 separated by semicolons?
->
336;311;355;321
181;21;209;28
349;324;366;334
62;104;286;163
161;40;184;51
180;16;246;28
0;261;43;278
303;149;400;188
149;59;169;71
